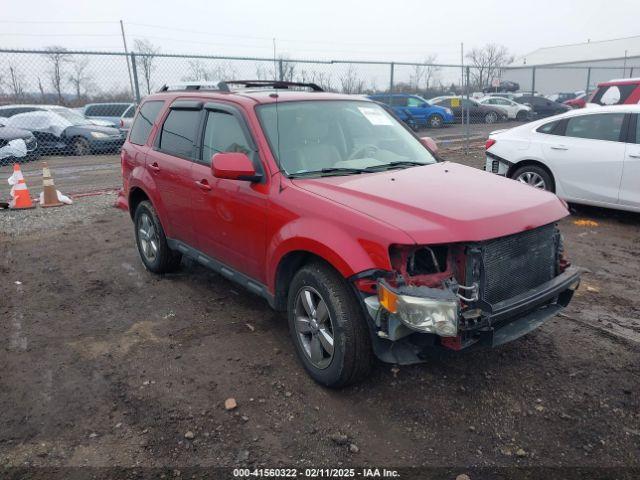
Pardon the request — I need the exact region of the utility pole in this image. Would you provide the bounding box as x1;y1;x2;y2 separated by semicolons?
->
120;20;135;101
623;50;628;77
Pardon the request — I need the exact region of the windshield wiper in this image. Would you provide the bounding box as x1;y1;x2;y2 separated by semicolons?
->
363;161;427;171
289;167;368;177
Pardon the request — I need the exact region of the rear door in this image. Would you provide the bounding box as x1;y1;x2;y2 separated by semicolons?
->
620;113;640;209
148;100;203;244
541;112;627;204
190;103;268;281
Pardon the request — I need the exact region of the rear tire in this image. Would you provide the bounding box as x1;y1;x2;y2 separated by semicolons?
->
484;112;498;124
511;164;555;193
287;262;372;388
134;200;182;273
516;110;528;121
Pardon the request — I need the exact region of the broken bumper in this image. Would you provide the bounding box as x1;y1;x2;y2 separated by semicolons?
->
365;266;581;364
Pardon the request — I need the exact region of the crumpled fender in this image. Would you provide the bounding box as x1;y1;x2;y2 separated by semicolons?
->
265;217;400;293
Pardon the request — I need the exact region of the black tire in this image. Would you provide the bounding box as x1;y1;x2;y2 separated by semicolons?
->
287;262;372;388
134;200;182;273
72;137;91;156
484;112;498;124
511;164;555;193
427;114;444;128
516;110;528;121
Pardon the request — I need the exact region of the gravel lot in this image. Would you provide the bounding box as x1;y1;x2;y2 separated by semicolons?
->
1;146;639;473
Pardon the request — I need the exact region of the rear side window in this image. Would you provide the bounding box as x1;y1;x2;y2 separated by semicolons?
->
86;104;130;116
129;101;164;146
565;113;625;142
202;111;252;165
123;105;135;118
159;109;201;158
537;120;561;135
390;97;408;107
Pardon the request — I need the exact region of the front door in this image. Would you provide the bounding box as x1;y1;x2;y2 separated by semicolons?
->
190;105;268;282
542;112;626;205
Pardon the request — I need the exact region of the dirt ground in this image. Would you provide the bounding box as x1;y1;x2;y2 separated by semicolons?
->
1;146;639;473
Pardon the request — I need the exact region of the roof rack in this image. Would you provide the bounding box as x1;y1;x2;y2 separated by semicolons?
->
219;80;324;92
158;81;228;92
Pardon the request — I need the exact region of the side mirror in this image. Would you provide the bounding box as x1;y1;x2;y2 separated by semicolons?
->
212;152;261;182
420;136;438;154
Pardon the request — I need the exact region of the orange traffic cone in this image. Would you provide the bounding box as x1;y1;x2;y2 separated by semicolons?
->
40;162;64;208
8;163;35;209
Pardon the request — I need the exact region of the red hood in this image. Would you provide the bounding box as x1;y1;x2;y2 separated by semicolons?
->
292;162;568;244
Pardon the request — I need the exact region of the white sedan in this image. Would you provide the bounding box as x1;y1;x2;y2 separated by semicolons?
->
485;105;640;213
478;96;532;121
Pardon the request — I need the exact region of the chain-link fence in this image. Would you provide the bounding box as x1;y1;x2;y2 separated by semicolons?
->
0;47;637;162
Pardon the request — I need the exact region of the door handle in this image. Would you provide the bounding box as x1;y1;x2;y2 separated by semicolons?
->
629;153;640;159
195;179;212;191
551;145;569;150
148;162;160;172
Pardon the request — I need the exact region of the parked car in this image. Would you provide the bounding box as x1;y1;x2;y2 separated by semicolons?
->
0;121;39;166
564;92;588;109
119;104;136;132
0;104;116;128
81;102;134;126
116;80;580;387
514;95;570;117
368;94;455;128
588;78;640;106
478;96;532;121
547;91;584;103
485;105;639;212
6;109;125;156
482;80;519;93
431;96;508;123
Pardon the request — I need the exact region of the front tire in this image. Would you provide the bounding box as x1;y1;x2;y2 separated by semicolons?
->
516;110;528;121
72;137;91;156
427;114;443;128
287;262;372;388
134;200;182;273
511;164;555;192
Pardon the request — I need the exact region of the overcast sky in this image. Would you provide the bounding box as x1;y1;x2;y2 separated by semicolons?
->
1;0;639;64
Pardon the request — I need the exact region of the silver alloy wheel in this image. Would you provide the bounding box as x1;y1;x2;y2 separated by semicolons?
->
516;171;547;190
138;213;159;262
430;115;442;128
293;286;335;369
485;112;498;124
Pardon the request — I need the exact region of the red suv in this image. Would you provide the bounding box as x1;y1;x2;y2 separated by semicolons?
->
117;80;580;387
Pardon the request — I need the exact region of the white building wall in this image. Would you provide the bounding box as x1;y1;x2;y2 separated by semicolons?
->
501;57;640;95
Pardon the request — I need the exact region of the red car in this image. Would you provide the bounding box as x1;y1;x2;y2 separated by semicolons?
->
117;80;580;387
566;78;640;109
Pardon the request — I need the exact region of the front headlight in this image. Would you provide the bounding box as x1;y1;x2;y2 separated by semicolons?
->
378;282;459;336
90;131;109;139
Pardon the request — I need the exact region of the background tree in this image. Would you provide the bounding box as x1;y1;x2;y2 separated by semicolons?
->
339;64;365;94
68;55;91;99
410;54;440;91
465;44;513;90
43;45;69;104
4;64;25;100
134;39;160;94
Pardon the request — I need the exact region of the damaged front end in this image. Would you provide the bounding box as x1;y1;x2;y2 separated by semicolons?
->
354;223;581;365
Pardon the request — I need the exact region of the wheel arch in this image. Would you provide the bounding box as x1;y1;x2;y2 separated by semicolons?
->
128;186;151;219
508;159;556;192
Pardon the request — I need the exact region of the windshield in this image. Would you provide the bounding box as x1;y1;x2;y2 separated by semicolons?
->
52;108;91;126
256;100;437;176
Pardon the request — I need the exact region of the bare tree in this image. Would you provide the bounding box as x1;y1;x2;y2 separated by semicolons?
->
410;54;440;90
5;64;25;99
68;55;91;99
43;45;69;104
339;64;365;94
134;39;160;94
37;77;46;101
277;56;296;82
185;60;213;81
465;44;513;90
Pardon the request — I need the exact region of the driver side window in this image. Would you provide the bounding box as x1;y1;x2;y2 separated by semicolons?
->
407;97;423;107
202;110;252;166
